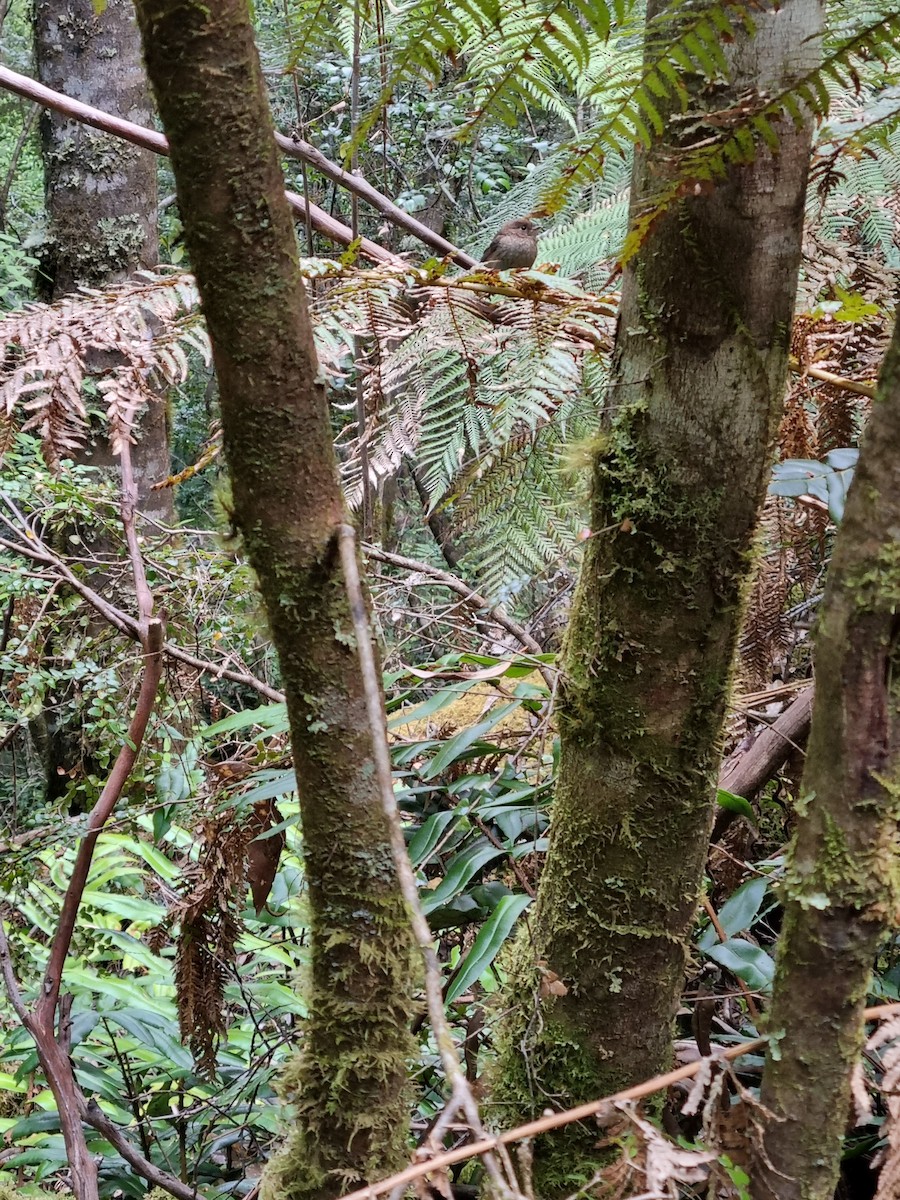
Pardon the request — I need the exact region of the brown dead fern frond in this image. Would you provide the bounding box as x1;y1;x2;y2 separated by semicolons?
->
591;1100;717;1199
173;813;247;1077
0;270;207;468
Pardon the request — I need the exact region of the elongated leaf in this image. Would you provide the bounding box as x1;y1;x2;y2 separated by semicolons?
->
446;894;532;1002
388;681;479;731
705;936;775;991
408;810;460;866
202;703;288;737
80;890;167;923
421;844;505;914
422;701;520;778
698;876;768;950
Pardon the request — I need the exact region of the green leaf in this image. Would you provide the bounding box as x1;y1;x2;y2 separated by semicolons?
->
715;788;754;820
446;894;532;1003
422;701;520;778
705;937;775;991
388;681;479;731
408;811;460;866
698;876;768;950
421;844;505;914
80;890;167;923
202;703;288;737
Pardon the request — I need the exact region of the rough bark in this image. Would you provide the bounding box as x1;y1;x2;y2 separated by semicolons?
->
34;0;158;293
751;319;900;1200
493;1;822;1188
131;1;416;1198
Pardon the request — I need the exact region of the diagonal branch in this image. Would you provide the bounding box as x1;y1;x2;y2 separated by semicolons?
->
0;64;476;267
0;499;284;704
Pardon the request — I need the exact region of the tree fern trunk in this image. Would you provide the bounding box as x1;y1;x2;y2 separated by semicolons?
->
493;1;822;1188
132;2;416;1197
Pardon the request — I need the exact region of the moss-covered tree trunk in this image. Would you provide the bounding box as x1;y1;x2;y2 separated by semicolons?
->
749;321;900;1200
132;1;416;1197
495;1;821;1186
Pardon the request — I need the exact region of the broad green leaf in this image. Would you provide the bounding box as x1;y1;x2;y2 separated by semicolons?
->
715;789;754;820
698;877;768;950
63;967;174;1015
705;937;775;991
446;894;532;1002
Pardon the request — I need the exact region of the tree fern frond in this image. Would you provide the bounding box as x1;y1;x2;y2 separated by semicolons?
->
0;270;206;468
616;12;900;263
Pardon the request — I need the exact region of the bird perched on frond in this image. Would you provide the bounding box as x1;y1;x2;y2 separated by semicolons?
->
480;217;539;270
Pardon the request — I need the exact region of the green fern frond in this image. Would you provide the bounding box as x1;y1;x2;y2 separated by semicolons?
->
617;12;900;263
537;2;754;212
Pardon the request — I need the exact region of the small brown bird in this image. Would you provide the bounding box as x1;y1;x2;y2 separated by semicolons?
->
480;217;539;270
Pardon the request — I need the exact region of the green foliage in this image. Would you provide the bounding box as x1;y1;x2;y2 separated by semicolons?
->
0;816;306;1196
0;232;39;310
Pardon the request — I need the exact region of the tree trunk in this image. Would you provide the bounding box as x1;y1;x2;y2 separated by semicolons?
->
132;2;416;1198
33;0;171;521
750;319;900;1200
493;1;821;1187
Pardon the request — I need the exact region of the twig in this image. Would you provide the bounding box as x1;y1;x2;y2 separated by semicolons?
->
82;1101;199;1200
338;524;521;1199
0;517;284;704
0;100;38;230
0;445;169;1200
363;544;554;689
35;601;162;1020
699;895;760;1022
340;1035;772;1200
789;357;877;399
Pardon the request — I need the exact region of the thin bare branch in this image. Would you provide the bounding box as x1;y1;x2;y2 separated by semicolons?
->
338;523;522;1199
789;357;877;398
82;1101;199;1200
364;543;554;688
0;64;474;266
0;513;284;703
35;617;164;1027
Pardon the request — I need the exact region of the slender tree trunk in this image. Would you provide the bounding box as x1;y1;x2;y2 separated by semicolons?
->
493;1;821;1187
750;319;900;1200
132;2;416;1198
31;0;171;815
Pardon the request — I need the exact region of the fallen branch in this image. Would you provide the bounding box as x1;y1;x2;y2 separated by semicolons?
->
789;357;877;399
712;685;814;843
0;65;475;267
